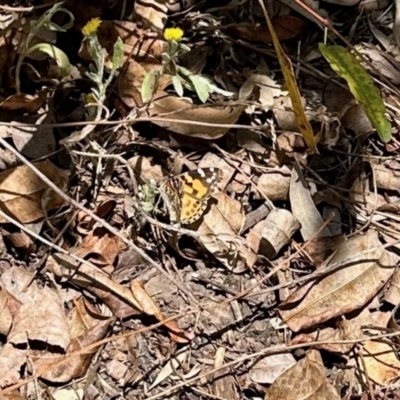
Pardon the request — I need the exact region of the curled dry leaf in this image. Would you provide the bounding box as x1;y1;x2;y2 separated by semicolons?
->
81;227;123;265
8;285;71;350
373;163;400;192
239;74;283;111
118;59;168;109
257;166;291;201
0;91;46;113
47;252;142;318
0;159;68;224
341;103;374;140
246;209;300;259
290;162;332;241
131;280;190;343
279;230;398;332
145;92;245;139
349;170;387;220
265;350;339;400
198;192;257;273
2;230;36;254
128;155;164;183
68;297;111;339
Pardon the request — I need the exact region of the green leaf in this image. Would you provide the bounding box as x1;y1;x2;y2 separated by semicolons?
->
112;37;124;73
26;43;70;77
319;44;391;143
141;70;158;103
172;75;183;97
189;74;210;103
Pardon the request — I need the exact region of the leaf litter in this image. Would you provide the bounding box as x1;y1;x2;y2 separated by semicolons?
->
0;1;400;399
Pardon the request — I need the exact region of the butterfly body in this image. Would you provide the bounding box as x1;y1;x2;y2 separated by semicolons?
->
159;167;223;225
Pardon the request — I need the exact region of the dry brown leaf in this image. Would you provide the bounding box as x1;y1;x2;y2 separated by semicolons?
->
198;192;257;273
8;285;70;350
118;59;169;109
128;156;164;183
373;163;400;192
0;344;27;388
0;159;68;224
81;227;122;265
350;170;387;219
257;166;291;201
68;297;110;339
265;350;339;400
249;348;296;384
239;74;283;111
47;252;142;318
52;388;84;400
246;209;300;259
146;92;245;139
131;280;190;343
279;230;397;332
341;104;374;140
290;162;332;240
2;230;36;253
304;235;345;266
1;266;39;307
34;318;112;383
0;282;15;336
290;320;363;354
0;92;46;112
384;269;400;305
360;340;400;385
134;0;168;31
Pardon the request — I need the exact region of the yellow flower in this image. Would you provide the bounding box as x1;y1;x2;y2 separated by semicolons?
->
82;18;102;36
163;27;183;42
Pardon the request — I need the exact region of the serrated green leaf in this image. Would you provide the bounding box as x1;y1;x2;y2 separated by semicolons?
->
26;43;70;77
189;74;210;103
319;44;391;143
172;75;184;97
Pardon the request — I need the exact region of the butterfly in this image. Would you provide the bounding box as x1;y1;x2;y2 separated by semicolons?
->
159;167;223;225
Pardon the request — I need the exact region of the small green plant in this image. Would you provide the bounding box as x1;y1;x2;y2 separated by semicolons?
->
15;2;74;93
81;18;124;121
141;27;233;104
